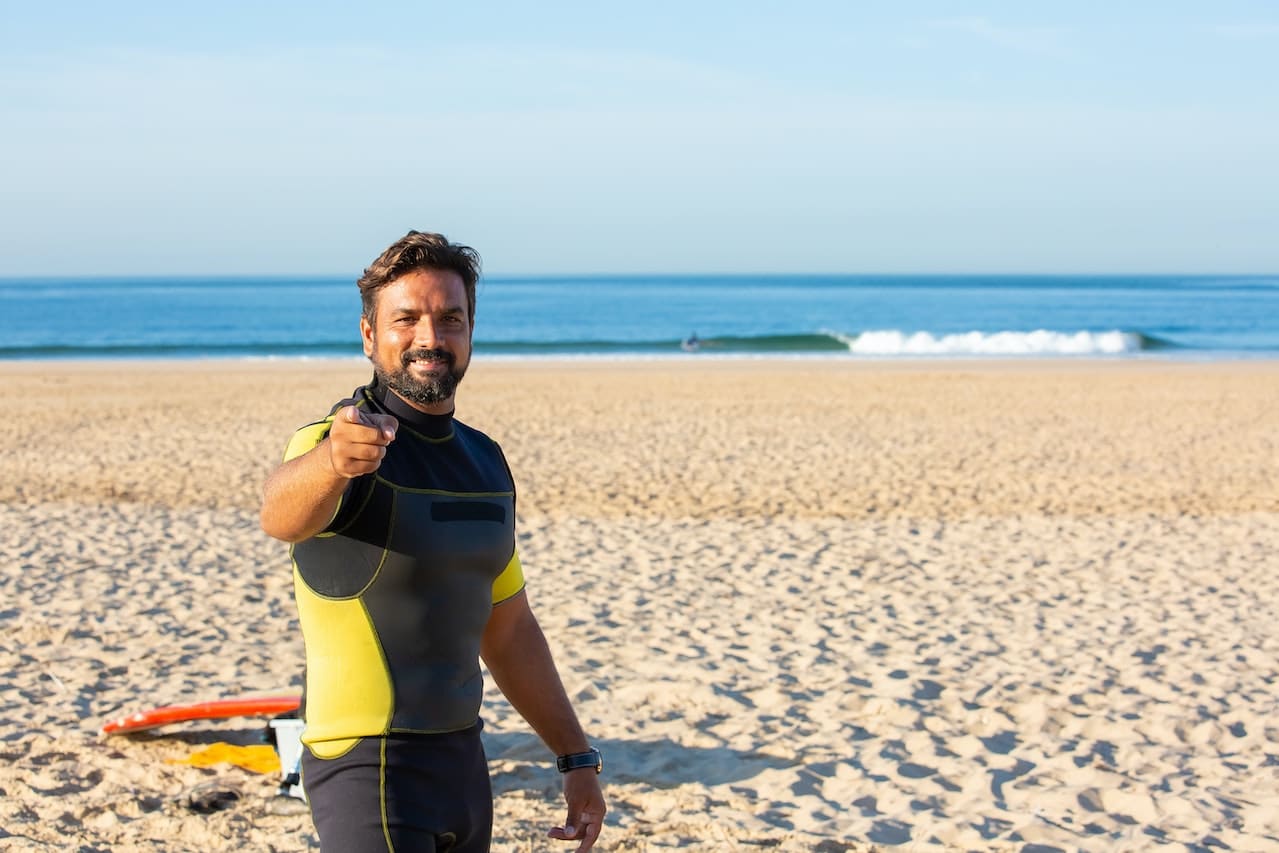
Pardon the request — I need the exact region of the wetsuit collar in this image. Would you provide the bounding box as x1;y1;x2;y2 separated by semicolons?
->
368;375;455;439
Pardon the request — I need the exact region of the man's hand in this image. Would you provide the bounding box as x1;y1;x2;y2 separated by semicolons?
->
548;770;605;851
327;405;398;478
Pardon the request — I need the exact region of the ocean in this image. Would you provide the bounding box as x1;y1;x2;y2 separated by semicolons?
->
2;274;1277;361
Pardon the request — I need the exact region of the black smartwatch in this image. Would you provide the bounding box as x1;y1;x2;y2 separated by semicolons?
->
556;747;603;774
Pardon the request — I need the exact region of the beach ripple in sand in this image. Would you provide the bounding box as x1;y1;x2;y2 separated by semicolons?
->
469;512;1279;851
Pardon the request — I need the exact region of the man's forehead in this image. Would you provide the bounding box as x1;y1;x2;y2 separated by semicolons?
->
378;269;468;310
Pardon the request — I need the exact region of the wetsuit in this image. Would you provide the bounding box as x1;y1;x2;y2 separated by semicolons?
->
283;376;525;852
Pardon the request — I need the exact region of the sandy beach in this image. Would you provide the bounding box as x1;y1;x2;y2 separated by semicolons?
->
3;358;1278;851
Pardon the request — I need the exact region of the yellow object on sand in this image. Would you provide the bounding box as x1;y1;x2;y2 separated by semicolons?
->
167;743;281;774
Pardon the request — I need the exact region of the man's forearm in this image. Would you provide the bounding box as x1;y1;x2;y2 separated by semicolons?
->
260;441;349;543
482;596;591;756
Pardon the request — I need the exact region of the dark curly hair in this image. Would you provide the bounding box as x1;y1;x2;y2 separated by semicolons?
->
357;231;482;325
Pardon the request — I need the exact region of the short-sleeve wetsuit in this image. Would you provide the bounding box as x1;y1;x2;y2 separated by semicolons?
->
284;376;525;852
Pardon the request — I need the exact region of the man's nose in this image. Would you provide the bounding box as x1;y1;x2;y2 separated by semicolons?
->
413;318;440;348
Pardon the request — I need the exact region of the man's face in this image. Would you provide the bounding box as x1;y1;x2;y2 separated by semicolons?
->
360;268;472;414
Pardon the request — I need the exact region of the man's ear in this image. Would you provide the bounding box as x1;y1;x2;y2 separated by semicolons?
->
360;314;375;358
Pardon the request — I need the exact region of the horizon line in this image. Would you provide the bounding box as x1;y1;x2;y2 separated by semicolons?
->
2;270;1277;282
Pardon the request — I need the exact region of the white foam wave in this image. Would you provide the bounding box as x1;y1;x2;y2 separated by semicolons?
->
848;330;1142;356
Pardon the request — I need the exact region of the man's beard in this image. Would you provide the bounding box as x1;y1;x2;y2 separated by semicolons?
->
374;347;467;406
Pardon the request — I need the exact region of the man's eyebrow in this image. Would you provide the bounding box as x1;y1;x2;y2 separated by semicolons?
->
385;304;465;317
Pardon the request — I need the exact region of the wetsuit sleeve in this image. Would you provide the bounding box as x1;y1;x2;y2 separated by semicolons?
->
279;416;371;535
282;418;334;463
488;439;525;605
491;549;526;605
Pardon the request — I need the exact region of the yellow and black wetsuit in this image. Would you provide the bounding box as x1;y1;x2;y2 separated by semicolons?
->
283;377;525;851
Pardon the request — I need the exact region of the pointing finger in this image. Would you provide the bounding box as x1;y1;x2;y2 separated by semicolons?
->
340;406;397;441
367;412;399;442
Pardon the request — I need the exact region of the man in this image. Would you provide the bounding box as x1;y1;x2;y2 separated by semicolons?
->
260;231;605;852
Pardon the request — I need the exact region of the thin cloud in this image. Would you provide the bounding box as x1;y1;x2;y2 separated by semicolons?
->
1;42;790;120
927;16;1072;57
1213;23;1279;39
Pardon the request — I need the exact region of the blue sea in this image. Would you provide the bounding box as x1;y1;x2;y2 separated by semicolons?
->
2;274;1277;361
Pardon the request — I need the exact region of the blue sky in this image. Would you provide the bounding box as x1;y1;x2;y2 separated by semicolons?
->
2;2;1277;275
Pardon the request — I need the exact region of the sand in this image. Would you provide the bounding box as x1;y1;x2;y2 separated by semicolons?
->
2;358;1278;851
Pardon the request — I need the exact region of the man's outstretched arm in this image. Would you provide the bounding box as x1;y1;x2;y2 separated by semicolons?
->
260;406;398;542
481;591;606;851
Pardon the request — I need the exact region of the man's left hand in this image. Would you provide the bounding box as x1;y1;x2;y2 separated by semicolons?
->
548;769;605;851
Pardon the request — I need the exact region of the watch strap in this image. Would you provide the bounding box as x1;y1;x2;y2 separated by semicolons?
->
556;747;602;774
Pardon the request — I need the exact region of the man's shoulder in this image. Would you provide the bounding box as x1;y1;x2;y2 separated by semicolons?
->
450;418;502;451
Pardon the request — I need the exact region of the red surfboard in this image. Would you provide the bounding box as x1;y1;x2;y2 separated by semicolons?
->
100;695;301;735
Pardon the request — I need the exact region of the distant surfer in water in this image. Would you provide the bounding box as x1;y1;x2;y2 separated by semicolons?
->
261;231;605;852
681;332;700;352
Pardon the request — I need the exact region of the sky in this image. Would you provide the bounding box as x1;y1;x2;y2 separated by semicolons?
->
2;1;1277;276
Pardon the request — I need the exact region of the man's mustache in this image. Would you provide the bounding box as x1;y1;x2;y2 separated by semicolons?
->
401;348;454;367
